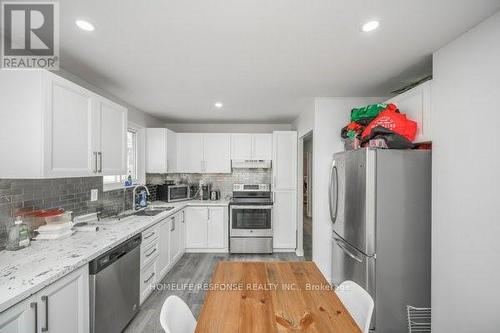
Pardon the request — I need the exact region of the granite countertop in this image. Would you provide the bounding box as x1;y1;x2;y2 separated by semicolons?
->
0;199;229;313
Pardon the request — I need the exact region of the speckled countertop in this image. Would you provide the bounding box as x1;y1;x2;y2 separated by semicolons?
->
0;199;229;313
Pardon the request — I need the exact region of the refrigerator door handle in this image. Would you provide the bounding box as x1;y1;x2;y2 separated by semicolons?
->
329;159;338;223
334;238;363;263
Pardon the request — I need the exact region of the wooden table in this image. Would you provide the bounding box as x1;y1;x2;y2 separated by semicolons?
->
195;261;361;333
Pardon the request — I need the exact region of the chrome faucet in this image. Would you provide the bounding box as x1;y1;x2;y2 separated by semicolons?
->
132;185;150;211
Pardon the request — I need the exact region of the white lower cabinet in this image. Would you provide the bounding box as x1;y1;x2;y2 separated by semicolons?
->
0;265;90;333
185;206;227;251
157;219;171;280
0;296;36;333
273;191;297;250
140;259;158;305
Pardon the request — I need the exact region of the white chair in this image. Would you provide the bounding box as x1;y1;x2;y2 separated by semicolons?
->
159;295;197;333
335;280;374;333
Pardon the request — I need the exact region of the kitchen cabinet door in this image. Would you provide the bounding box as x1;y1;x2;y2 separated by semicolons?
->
272;131;297;190
0;296;36;333
231;134;253;160
146;128;167;173
273;190;297;249
185;207;208;248
166;129;178;173
37;265;89;333
158;219;170;279
207;207;225;249
168;215;179;264
97;99;127;175
179;210;186;253
177;133;204;173
44;75;95;177
203;133;231;173
385;80;432;143
252;134;273;160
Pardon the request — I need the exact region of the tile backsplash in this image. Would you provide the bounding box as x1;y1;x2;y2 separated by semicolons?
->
0;169;271;250
146;169;272;199
0;177;134;250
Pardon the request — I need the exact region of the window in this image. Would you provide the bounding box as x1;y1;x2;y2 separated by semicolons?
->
103;123;145;190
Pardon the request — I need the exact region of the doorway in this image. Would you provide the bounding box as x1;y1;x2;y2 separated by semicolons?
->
302;133;313;260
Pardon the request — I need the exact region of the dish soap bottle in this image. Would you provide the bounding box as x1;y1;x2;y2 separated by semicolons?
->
6;216;30;251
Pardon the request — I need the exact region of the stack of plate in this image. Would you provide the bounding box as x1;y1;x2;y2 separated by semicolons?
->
35;222;74;240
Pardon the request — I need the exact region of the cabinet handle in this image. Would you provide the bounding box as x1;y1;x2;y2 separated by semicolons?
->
98;152;103;173
144;272;155;283
144;231;155;240
170;218;175;232
146;247;157;258
182;211;185;223
94;152;98;173
30;302;38;333
41;296;48;332
208;208;210;220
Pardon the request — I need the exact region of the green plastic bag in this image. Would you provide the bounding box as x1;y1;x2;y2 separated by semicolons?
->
351;104;387;123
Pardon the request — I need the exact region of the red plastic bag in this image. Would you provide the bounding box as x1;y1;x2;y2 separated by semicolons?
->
361;104;417;142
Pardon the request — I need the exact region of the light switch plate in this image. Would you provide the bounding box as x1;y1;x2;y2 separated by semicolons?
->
90;189;98;202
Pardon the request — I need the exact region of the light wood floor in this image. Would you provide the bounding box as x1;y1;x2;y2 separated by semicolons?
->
124;252;303;333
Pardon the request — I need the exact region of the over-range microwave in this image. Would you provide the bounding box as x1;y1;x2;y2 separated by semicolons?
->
157;184;190;202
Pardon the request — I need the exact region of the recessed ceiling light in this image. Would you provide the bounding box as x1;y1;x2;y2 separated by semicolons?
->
361;20;380;32
214;102;223;108
76;19;95;32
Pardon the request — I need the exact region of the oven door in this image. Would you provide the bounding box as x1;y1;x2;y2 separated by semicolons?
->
230;205;273;237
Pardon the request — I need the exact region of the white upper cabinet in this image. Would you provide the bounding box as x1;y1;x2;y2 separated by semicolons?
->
177;133;231;173
94;99;128;175
146;128;177;173
272;131;297;190
203;133;231;173
231;134;253;160
385;80;432;143
0;70;128;178
177;133;204;173
231;133;273;160
44;74;95;177
252;134;273;160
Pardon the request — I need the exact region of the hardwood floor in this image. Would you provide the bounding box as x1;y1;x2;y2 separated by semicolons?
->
124;252;303;333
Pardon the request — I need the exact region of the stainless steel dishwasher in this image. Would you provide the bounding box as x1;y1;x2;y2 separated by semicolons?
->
89;234;141;333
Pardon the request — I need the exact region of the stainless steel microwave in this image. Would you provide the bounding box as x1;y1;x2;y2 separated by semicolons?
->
157;184;190;202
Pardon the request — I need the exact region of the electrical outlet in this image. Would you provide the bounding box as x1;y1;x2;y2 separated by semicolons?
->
90;189;98;202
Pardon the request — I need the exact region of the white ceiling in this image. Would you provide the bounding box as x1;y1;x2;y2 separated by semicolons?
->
58;0;500;123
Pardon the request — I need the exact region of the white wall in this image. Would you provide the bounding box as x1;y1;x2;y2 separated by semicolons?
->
312;97;381;282
431;11;500;332
164;123;291;133
53;69;165;128
293;99;315;138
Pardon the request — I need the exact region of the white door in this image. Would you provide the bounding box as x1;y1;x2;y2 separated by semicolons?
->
252;134;273;160
0;296;36;333
273;191;297;249
146;129;167;173
98;100;127;175
207;207;225;248
158;219;170;278
273;131;297;190
168;215;178;263
177;133;204;173
185;207;208;248
44;76;94;177
204;134;231;173
166;129;177;173
179;209;186;252
37;266;89;333
231;134;252;160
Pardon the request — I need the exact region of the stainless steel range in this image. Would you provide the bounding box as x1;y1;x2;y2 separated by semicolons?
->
229;184;273;254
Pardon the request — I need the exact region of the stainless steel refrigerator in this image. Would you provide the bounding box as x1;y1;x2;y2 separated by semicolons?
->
329;148;431;333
